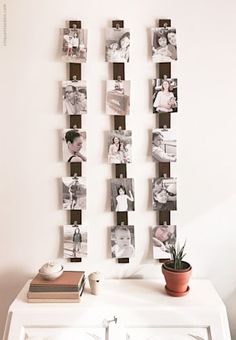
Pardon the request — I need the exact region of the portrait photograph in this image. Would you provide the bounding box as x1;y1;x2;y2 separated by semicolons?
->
62;28;88;63
62;80;87;115
152;128;176;162
111;178;135;212
151;27;177;63
63;224;88;259
152;224;177;259
105;28;130;62
108;130;132;164
152;177;177;211
111;225;135;259
106;80;130;115
62;129;87;163
62;176;86;210
152;78;178;114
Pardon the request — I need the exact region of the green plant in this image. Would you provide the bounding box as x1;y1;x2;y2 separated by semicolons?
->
168;242;187;270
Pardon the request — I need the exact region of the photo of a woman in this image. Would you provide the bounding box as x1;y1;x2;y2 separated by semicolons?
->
105;28;130;62
153;78;178;114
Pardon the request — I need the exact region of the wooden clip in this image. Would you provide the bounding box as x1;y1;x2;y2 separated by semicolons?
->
163;173;168;179
73;221;78;227
163;22;168;29
115;23;120;30
163;74;168;80
72;24;77;29
162;125;168;131
72;75;77;82
163;221;168;226
118;126;122;131
73;173;78;179
117;76;122;82
119;174;124;179
121;221;125;226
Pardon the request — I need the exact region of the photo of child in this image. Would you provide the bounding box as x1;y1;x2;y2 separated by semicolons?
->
62;129;87;163
62;176;86;210
111;178;135;212
62;80;87;115
152;78;177;114
152;177;177;211
152;128;176;162
105;28;130;62
108;130;132;164
64;224;88;259
111;225;135;259
151;27;177;63
62;28;88;63
106;80;130;115
152;224;176;259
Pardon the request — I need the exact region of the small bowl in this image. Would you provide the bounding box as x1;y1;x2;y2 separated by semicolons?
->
39;265;64;281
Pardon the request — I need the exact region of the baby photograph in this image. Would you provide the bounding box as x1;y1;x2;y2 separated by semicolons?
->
105;28;130;62
152;224;176;259
63;224;88;259
152;78;178;114
62;28;88;63
152;128;176;162
108;130;132;164
62;176;86;210
111;225;135;259
62;80;87;115
111;178;135;212
62;129;87;163
106;80;130;115
152;177;177;211
151;27;177;63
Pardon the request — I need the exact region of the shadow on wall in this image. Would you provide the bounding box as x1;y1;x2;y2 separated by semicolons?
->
0;269;29;339
225;291;236;340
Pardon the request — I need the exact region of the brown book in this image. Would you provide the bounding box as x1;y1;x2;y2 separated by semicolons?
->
29;271;85;292
27;291;80;299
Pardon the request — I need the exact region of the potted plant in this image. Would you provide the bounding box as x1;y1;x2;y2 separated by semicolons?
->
162;242;192;297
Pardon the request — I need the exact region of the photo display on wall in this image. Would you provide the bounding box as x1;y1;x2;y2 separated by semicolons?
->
108;130;132;164
62;129;87;163
62;80;87;115
151;27;177;63
152;78;177;114
111;225;135;258
152;224;176;259
64;225;88;259
152;128;176;162
62;176;86;210
111;178;135;212
105;28;130;62
152;177;177;211
62;28;88;63
106;80;130;115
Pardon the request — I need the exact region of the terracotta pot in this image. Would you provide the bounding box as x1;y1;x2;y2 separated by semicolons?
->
162;261;192;297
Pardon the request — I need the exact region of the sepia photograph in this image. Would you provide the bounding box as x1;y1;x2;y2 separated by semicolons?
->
152;128;176;162
64;224;88;259
151;27;177;63
62;80;87;115
152;177;177;211
152;224;176;259
105;28;130;62
111;225;135;259
108;130;132;164
106;80;130;115
62;129;87;163
152;78;178;114
62;28;88;63
111;178;135;212
62;176;86;210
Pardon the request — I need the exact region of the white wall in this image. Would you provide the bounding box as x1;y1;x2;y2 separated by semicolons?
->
1;0;236;337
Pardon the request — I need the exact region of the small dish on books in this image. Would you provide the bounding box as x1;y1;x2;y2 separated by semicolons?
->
39;262;64;280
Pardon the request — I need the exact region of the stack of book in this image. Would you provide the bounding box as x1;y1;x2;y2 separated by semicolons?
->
27;271;85;303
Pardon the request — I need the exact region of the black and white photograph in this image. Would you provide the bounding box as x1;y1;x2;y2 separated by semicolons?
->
62;176;86;210
152;78;178;114
63;224;88;259
62;129;87;163
152;128;176;162
62;80;87;115
108;130;132;164
151;27;177;63
111;225;135;259
152;177;177;211
111;178;135;212
106;80;130;115
62;28;88;63
152;224;177;259
105;28;130;62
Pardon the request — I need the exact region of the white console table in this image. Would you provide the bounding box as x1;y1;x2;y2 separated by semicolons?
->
3;279;231;340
